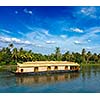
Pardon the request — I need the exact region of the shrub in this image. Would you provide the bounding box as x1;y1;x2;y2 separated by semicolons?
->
18;61;23;63
9;61;17;65
0;61;6;65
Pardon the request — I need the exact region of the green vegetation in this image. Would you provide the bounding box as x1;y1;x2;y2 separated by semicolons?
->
0;65;17;71
0;43;100;67
81;63;100;67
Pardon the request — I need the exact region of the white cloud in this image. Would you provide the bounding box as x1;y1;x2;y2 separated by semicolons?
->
23;8;28;13
24;41;32;44
36;44;43;48
87;40;91;42
85;47;92;50
11;38;21;43
70;28;84;33
0;29;11;33
60;35;67;38
71;28;98;49
74;40;82;45
80;7;97;18
17;31;24;36
39;29;52;37
23;8;33;15
46;40;56;44
88;27;100;34
42;30;51;36
73;27;100;45
26;28;53;42
28;11;32;14
15;11;18;14
24;25;34;31
0;36;34;45
0;37;11;43
81;27;100;41
0;27;99;54
1;26;99;54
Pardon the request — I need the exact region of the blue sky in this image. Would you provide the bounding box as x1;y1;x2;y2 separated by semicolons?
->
0;6;100;54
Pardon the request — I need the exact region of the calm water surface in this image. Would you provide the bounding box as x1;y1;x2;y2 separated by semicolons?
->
0;66;100;93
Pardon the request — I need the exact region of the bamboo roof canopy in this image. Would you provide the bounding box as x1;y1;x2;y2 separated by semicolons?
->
17;61;80;68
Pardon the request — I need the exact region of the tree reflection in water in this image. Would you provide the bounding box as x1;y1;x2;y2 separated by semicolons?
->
16;73;80;86
15;66;100;87
1;66;100;93
81;66;100;81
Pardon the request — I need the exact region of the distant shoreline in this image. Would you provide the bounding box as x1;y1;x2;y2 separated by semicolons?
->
0;65;17;72
80;63;100;67
0;63;100;72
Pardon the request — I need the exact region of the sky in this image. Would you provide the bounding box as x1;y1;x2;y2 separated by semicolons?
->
0;6;100;54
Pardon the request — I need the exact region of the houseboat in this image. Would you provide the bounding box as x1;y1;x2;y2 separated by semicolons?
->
14;61;80;75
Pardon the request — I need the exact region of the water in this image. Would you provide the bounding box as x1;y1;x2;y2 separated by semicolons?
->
0;66;100;93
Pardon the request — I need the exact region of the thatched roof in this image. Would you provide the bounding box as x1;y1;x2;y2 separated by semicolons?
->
17;61;80;68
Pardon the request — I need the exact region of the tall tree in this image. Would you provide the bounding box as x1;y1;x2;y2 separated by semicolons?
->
55;47;62;61
9;43;14;48
1;47;11;64
49;53;56;61
62;51;70;61
12;48;18;62
98;53;100;63
92;53;98;63
81;48;86;63
86;51;92;63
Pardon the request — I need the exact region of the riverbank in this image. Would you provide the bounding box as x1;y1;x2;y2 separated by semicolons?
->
80;63;100;67
0;65;17;72
0;63;100;72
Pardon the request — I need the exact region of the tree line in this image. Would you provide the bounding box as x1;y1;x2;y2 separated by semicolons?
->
0;43;100;65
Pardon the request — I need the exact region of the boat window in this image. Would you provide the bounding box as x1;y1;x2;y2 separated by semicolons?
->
54;66;58;70
76;66;78;70
47;66;51;70
21;69;23;72
70;67;72;69
70;66;73;70
34;67;38;72
65;66;68;70
75;66;77;69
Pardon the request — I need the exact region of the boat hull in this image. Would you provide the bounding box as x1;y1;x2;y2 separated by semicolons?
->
12;70;80;76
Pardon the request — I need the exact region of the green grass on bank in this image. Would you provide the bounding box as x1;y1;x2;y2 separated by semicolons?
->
0;65;17;72
80;63;100;67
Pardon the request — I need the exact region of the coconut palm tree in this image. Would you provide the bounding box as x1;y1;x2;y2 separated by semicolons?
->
86;51;92;63
81;48;86;63
9;43;14;48
55;47;62;61
12;48;18;62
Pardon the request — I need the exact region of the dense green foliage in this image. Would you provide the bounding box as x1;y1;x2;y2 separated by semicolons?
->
0;44;100;65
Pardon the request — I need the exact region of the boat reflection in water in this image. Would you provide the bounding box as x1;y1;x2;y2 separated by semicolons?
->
16;72;80;86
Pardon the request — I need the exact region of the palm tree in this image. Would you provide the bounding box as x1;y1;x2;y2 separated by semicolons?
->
9;43;14;48
62;51;70;61
92;53;98;63
25;50;33;61
12;48;18;62
81;48;86;63
86;51;92;63
9;43;14;53
55;47;62;61
18;48;29;62
82;48;86;56
98;53;100;63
